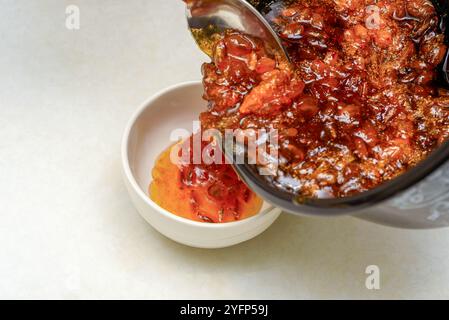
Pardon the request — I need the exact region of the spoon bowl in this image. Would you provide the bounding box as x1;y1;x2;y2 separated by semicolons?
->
185;0;290;62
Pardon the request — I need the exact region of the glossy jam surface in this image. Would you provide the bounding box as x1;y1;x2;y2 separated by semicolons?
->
150;135;263;223
200;0;449;198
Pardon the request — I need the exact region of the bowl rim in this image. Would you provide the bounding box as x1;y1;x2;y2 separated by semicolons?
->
121;80;280;229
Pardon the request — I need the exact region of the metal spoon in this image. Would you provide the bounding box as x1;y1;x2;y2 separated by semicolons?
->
185;0;289;62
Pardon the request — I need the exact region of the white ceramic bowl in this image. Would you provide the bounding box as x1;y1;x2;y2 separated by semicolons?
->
121;81;282;249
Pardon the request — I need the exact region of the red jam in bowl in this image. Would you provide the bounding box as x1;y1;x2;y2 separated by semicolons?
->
200;0;449;199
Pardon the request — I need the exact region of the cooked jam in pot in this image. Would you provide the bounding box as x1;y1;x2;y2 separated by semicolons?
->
200;0;449;198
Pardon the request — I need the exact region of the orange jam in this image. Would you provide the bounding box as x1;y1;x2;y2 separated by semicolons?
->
150;134;263;223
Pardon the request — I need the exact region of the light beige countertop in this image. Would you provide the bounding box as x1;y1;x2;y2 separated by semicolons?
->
1;0;449;299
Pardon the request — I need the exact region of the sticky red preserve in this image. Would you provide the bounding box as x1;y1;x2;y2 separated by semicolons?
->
200;0;449;198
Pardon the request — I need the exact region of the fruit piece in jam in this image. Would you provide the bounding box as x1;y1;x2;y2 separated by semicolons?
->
150;134;263;223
